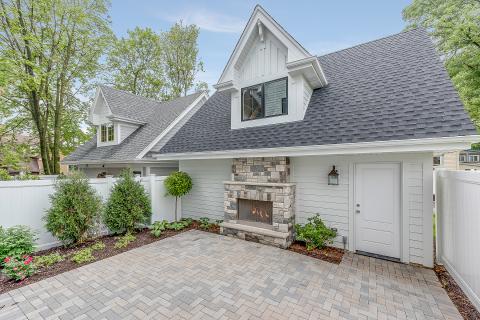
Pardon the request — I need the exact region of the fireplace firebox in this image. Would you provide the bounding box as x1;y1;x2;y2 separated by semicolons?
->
238;199;273;224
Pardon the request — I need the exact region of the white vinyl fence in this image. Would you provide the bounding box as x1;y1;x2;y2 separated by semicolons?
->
436;169;480;311
0;175;176;250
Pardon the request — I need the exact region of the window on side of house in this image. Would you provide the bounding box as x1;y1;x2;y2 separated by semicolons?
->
100;123;114;142
241;78;287;121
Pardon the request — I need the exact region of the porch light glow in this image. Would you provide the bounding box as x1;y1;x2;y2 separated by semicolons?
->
328;166;339;185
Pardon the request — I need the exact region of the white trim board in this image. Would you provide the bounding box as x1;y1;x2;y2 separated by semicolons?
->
152;135;480;160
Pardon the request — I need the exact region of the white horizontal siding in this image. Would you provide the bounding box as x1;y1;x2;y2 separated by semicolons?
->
291;156;349;248
119;123;139;142
179;159;231;221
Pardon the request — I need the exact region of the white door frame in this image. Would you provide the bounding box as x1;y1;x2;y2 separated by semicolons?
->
352;161;404;260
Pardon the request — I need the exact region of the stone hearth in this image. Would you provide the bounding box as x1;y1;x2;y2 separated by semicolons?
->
220;157;295;248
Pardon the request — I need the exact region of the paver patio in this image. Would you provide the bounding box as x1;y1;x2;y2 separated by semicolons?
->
0;230;461;320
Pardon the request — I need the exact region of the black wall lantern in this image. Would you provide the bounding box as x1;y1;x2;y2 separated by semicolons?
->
328;166;339;185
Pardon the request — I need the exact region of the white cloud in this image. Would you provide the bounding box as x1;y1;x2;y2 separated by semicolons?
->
162;9;245;33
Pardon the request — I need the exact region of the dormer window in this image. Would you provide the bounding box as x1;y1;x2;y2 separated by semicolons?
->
100;123;114;142
241;77;287;121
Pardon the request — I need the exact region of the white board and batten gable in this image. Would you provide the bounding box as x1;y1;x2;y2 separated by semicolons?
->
88;87;143;147
214;5;327;130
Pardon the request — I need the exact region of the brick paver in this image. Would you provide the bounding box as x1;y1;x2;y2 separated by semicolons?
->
0;230;461;319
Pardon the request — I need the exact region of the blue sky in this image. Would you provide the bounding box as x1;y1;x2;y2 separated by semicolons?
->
110;0;412;88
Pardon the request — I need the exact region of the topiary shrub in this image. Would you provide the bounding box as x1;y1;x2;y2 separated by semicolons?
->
295;214;337;251
0;225;37;264
103;169;151;234
44;172;102;246
164;171;192;221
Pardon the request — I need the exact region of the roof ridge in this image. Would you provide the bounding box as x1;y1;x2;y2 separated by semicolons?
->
317;27;424;58
100;85;202;106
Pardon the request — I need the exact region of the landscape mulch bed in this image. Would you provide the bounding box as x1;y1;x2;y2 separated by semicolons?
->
434;264;480;320
288;241;344;264
0;223;217;295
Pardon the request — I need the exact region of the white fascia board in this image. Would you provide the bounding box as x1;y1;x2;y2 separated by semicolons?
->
286;57;328;88
216;5;311;85
62;159;178;166
135;92;209;160
89;87;113;124
107;115;146;125
152;135;480;160
213;80;238;92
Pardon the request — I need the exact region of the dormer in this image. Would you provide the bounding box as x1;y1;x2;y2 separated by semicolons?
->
214;5;327;130
89;87;145;147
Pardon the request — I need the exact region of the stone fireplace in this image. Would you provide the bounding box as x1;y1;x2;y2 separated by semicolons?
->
220;157;295;248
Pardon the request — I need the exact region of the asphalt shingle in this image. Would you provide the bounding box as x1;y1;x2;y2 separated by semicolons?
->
158;28;477;155
64;88;202;162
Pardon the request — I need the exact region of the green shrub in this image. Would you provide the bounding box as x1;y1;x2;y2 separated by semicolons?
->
181;218;193;227
34;252;64;268
151;220;169;237
103;170;151;234
17;172;40;180
0;225;37;264
164;171;192;221
3;255;35;281
199;217;212;230
114;233;136;249
90;241;105;251
0;168;12;181
166;221;186;231
71;248;95;264
44;172;102;246
294;215;337;251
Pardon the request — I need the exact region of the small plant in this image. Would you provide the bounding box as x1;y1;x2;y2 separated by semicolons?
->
114;233;136;249
0;225;37;264
180;217;193;227
151;220;169;237
295;215;337;251
34;253;64;268
199;217;212;230
71;248;95;264
166;221;186;231
17;172;40;180
3;256;35;281
0;168;12;181
104;170;151;234
44;172;102;246
90;241;105;251
215;219;223;225
164;171;193;221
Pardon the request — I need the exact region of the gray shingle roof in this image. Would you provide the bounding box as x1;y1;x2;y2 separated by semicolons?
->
158;28;477;155
64;88;202;162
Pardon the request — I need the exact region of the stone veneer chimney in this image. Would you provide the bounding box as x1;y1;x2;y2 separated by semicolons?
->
221;157;296;248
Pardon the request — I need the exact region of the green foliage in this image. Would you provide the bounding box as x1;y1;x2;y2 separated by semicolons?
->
162;21;204;97
0;226;37;264
295;215;337;251
180;218;193;227
90;241;105;251
17;173;40;181
0;168;11;181
151;220;169;237
103;170;152;234
3;256;35;281
44;172;102;246
166;221;186;231
114;233;136;249
0;0;113;174
199;217;212;230
34;253;64;268
107;27;166;100
71;248;95;264
403;0;480;130
164;171;193;198
215;220;223;225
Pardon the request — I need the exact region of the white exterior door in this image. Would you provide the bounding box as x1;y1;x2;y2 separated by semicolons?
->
355;163;401;258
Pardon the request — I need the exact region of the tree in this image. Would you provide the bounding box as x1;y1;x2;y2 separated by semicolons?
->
103;170;151;234
44;172;102;245
403;0;480;130
107;27;167;100
164;171;193;221
162;21;204;98
0;0;113;174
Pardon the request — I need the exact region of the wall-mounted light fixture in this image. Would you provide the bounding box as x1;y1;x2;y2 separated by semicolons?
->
328;166;339;185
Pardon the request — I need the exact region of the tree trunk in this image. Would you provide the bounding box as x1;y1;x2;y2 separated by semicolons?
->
174;196;178;221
